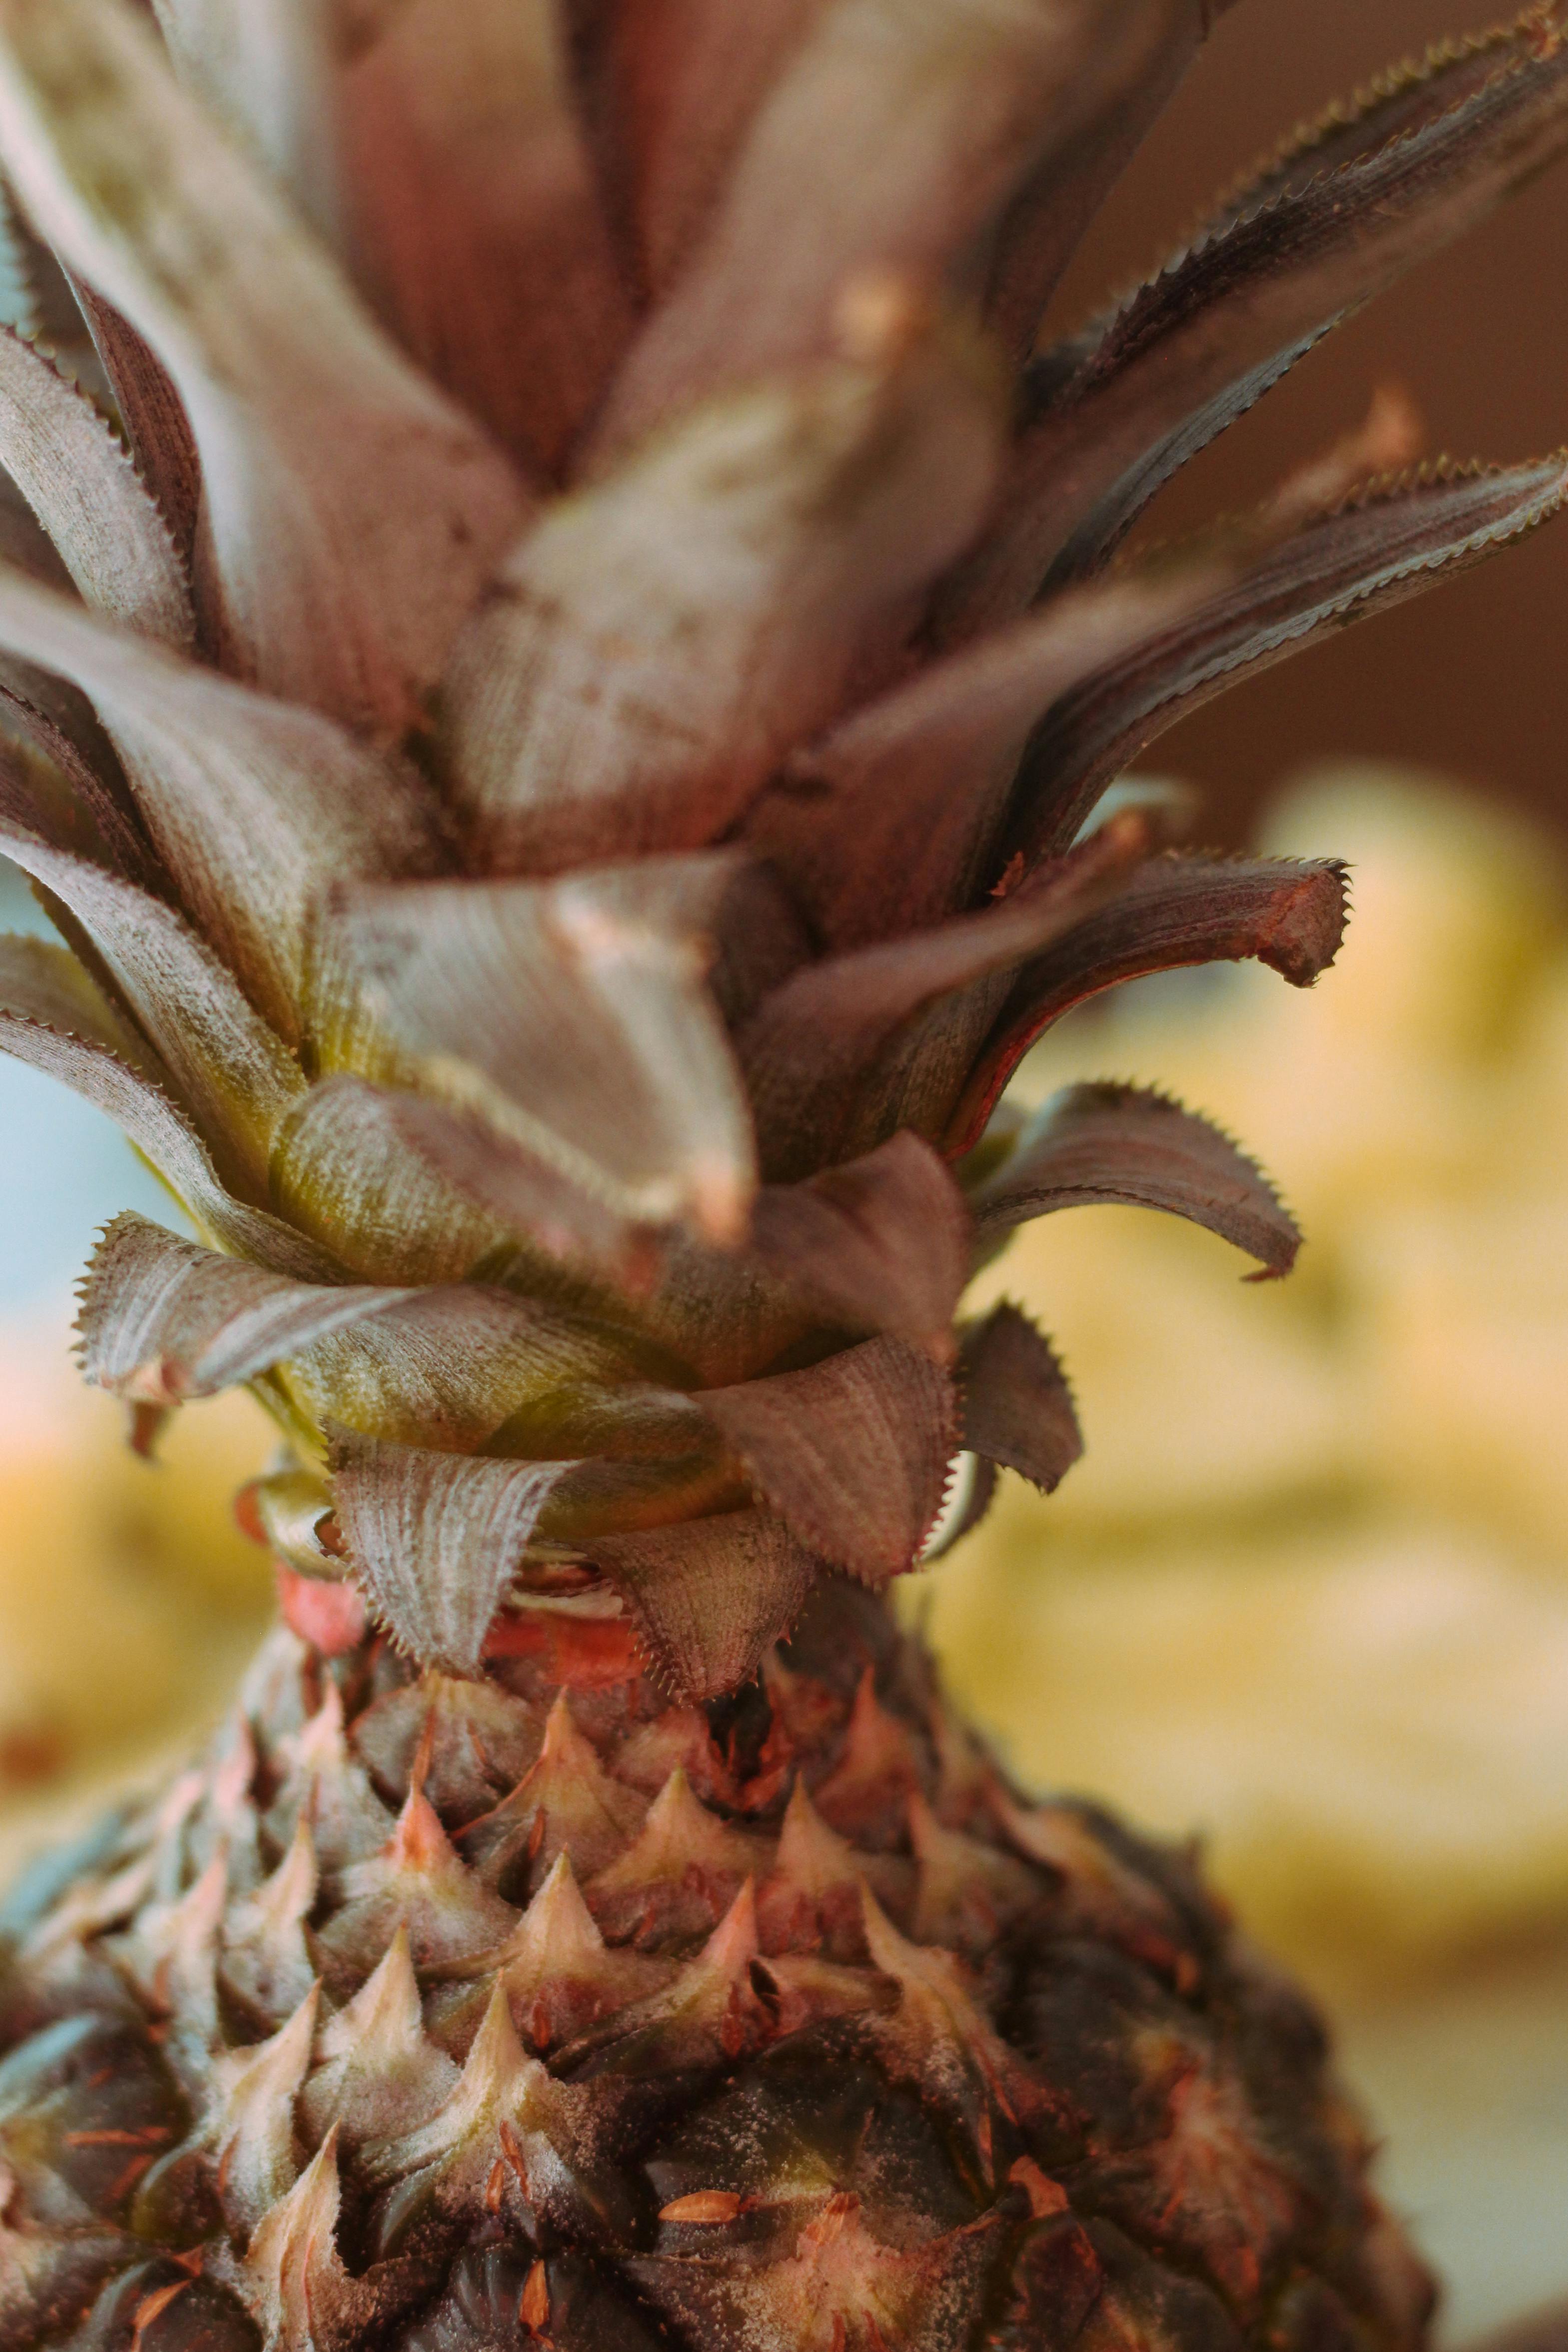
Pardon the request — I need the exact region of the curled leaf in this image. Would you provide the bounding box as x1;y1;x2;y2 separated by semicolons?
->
747;569;1219;949
971;1081;1301;1276
946;6;1568;626
959;1303;1082;1493
591;1509;818;1699
330;1430;582;1674
740;812;1151;1180
441;313;1004;878
748;1133;972;1351
1007;456;1568;863
76;1212;401;1406
942;852;1350;1156
696;1335;959;1585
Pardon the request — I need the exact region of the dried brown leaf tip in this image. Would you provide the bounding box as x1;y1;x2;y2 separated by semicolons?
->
0;0;1560;1690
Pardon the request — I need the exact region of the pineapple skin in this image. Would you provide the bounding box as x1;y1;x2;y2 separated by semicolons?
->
0;1582;1432;2352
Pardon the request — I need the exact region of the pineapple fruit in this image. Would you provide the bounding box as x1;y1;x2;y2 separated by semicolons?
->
0;4;1567;2351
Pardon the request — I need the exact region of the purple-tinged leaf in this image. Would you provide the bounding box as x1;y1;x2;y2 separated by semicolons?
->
0;928;151;1068
740;812;1151;1180
596;0;1161;452
746;570;1218;949
981;0;1224;361
0;326;192;646
590;1509;818;1699
71;279;201;563
313;861;755;1245
749;1133;972;1352
971;1082;1301;1276
441;308;1005;879
0;566;445;1039
943;10;1568;628
1004;457;1568;863
0;984;331;1275
0;0;530;735
270;1075;528;1289
150;0;339;242
601;0;814;294
330;1430;582;1675
941;853;1349;1157
0;810;304;1198
696;1335;958;1585
959;1302;1082;1492
338;0;634;479
76;1212;406;1406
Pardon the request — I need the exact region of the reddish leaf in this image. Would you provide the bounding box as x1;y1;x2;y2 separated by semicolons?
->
959;1303;1082;1493
749;1133;972;1351
745;569;1218;949
597;0;1158;452
1004;457;1568;863
338;0;633;477
0;324;192;646
330;1430;582;1675
942;853;1349;1156
590;1509;818;1699
971;1082;1300;1277
0;0;529;735
441;310;1003;880
71;280;201;563
945;11;1568;629
696;1335;959;1585
739;813;1151;1180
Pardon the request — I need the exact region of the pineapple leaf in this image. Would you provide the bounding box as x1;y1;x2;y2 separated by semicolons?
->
0;563;447;1040
747;567;1221;950
1009;455;1568;863
329;1431;584;1675
0;987;331;1274
740;810;1151;1181
942;852;1350;1156
336;0;633;477
591;1508;818;1699
149;0;340;245
0;0;530;735
948;4;1568;625
75;1213;409;1407
311;861;756;1246
748;1132;973;1352
982;0;1225;361
599;0;817;296
696;1334;959;1586
0;809;305;1200
958;1300;1083;1494
598;0;1166;451
269;1074;515;1289
441;314;1005;879
0;323;192;646
68;277;202;561
970;1080;1301;1277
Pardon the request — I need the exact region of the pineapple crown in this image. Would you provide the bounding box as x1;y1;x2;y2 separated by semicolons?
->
0;0;1564;1699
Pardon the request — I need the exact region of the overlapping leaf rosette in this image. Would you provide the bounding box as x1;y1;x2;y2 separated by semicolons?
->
0;0;1564;1698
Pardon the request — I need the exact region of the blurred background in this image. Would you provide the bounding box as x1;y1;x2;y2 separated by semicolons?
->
3;2;1568;2344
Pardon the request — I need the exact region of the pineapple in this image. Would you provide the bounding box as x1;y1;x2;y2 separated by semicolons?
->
0;3;1566;2350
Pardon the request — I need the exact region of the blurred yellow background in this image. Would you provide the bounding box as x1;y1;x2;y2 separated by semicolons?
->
2;767;1568;2339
